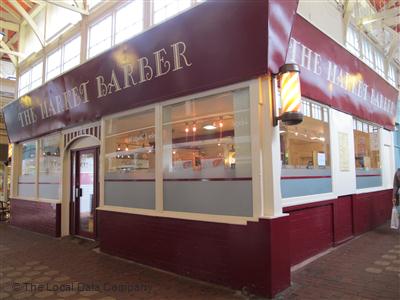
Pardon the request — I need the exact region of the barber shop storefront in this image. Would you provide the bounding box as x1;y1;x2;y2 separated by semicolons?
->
3;1;398;297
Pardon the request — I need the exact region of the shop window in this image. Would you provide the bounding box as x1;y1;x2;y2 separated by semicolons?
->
104;109;156;209
280;99;331;198
115;0;143;44
39;134;61;200
18;140;37;198
153;0;191;25
88;15;112;58
162;88;253;216
353;119;382;189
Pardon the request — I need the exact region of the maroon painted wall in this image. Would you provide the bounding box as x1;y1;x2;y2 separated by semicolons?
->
284;202;334;266
284;189;392;266
98;211;290;298
10;198;61;237
352;189;392;235
333;196;353;244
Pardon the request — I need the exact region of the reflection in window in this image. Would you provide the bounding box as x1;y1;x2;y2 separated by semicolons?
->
21;141;36;177
105;109;155;180
280;99;331;198
115;0;143;44
162;88;253;216
88;15;112;58
39;135;61;199
153;0;191;25
39;135;61;179
18;140;37;198
104;110;155;209
353;119;381;189
163;89;251;180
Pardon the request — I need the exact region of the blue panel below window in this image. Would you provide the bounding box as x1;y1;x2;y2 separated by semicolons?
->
281;178;332;198
356;176;382;189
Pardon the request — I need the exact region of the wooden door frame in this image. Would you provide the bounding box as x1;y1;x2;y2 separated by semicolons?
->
70;146;99;239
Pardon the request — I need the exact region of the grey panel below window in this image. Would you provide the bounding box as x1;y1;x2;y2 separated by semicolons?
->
163;180;253;217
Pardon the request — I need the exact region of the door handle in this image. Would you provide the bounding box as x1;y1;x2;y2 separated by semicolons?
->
75;187;82;198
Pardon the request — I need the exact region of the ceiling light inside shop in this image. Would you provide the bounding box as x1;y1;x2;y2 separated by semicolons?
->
203;124;217;130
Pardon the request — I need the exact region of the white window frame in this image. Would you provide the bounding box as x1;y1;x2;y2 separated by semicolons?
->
15;135;62;204
353;118;384;193
18;61;44;97
99;79;261;225
281;99;336;207
87;14;113;59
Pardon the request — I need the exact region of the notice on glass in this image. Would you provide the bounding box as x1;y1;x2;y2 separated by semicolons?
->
317;152;326;166
338;132;350;171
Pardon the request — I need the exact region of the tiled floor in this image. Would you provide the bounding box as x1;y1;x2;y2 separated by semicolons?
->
0;222;399;299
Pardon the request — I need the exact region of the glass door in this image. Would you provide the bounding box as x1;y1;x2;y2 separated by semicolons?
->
74;148;98;239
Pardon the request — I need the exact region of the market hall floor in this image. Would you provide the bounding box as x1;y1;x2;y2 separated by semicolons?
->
0;222;399;300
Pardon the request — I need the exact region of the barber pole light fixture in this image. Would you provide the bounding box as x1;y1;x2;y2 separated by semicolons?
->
273;63;303;126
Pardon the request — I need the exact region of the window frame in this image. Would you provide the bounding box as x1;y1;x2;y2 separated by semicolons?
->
99;79;261;224
280;98;333;202
18;61;43;97
15;134;62;203
353;117;383;192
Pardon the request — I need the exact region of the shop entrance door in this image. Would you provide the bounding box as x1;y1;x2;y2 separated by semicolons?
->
71;147;99;239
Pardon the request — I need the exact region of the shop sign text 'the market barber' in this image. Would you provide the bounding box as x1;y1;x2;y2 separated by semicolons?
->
17;41;192;128
288;15;398;129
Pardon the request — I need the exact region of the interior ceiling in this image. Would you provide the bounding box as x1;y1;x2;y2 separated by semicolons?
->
355;0;400;66
0;0;87;66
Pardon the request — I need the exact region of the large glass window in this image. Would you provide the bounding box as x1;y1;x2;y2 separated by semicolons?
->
388;64;397;87
18;140;37;198
18;61;43;96
46;48;62;81
88;15;112;58
45;36;81;82
374;52;385;77
31;62;43;90
280;99;331;198
353;119;382;189
115;0;144;44
162;88;253;216
346;26;360;57
18;71;30;97
104;109;156;209
63;36;81;72
153;0;191;25
39;134;61;199
361;39;374;68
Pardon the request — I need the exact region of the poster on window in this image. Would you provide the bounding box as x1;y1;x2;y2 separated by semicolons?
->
338;132;350;171
370;132;380;151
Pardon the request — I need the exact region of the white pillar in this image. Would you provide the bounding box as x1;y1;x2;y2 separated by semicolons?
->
259;76;284;217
